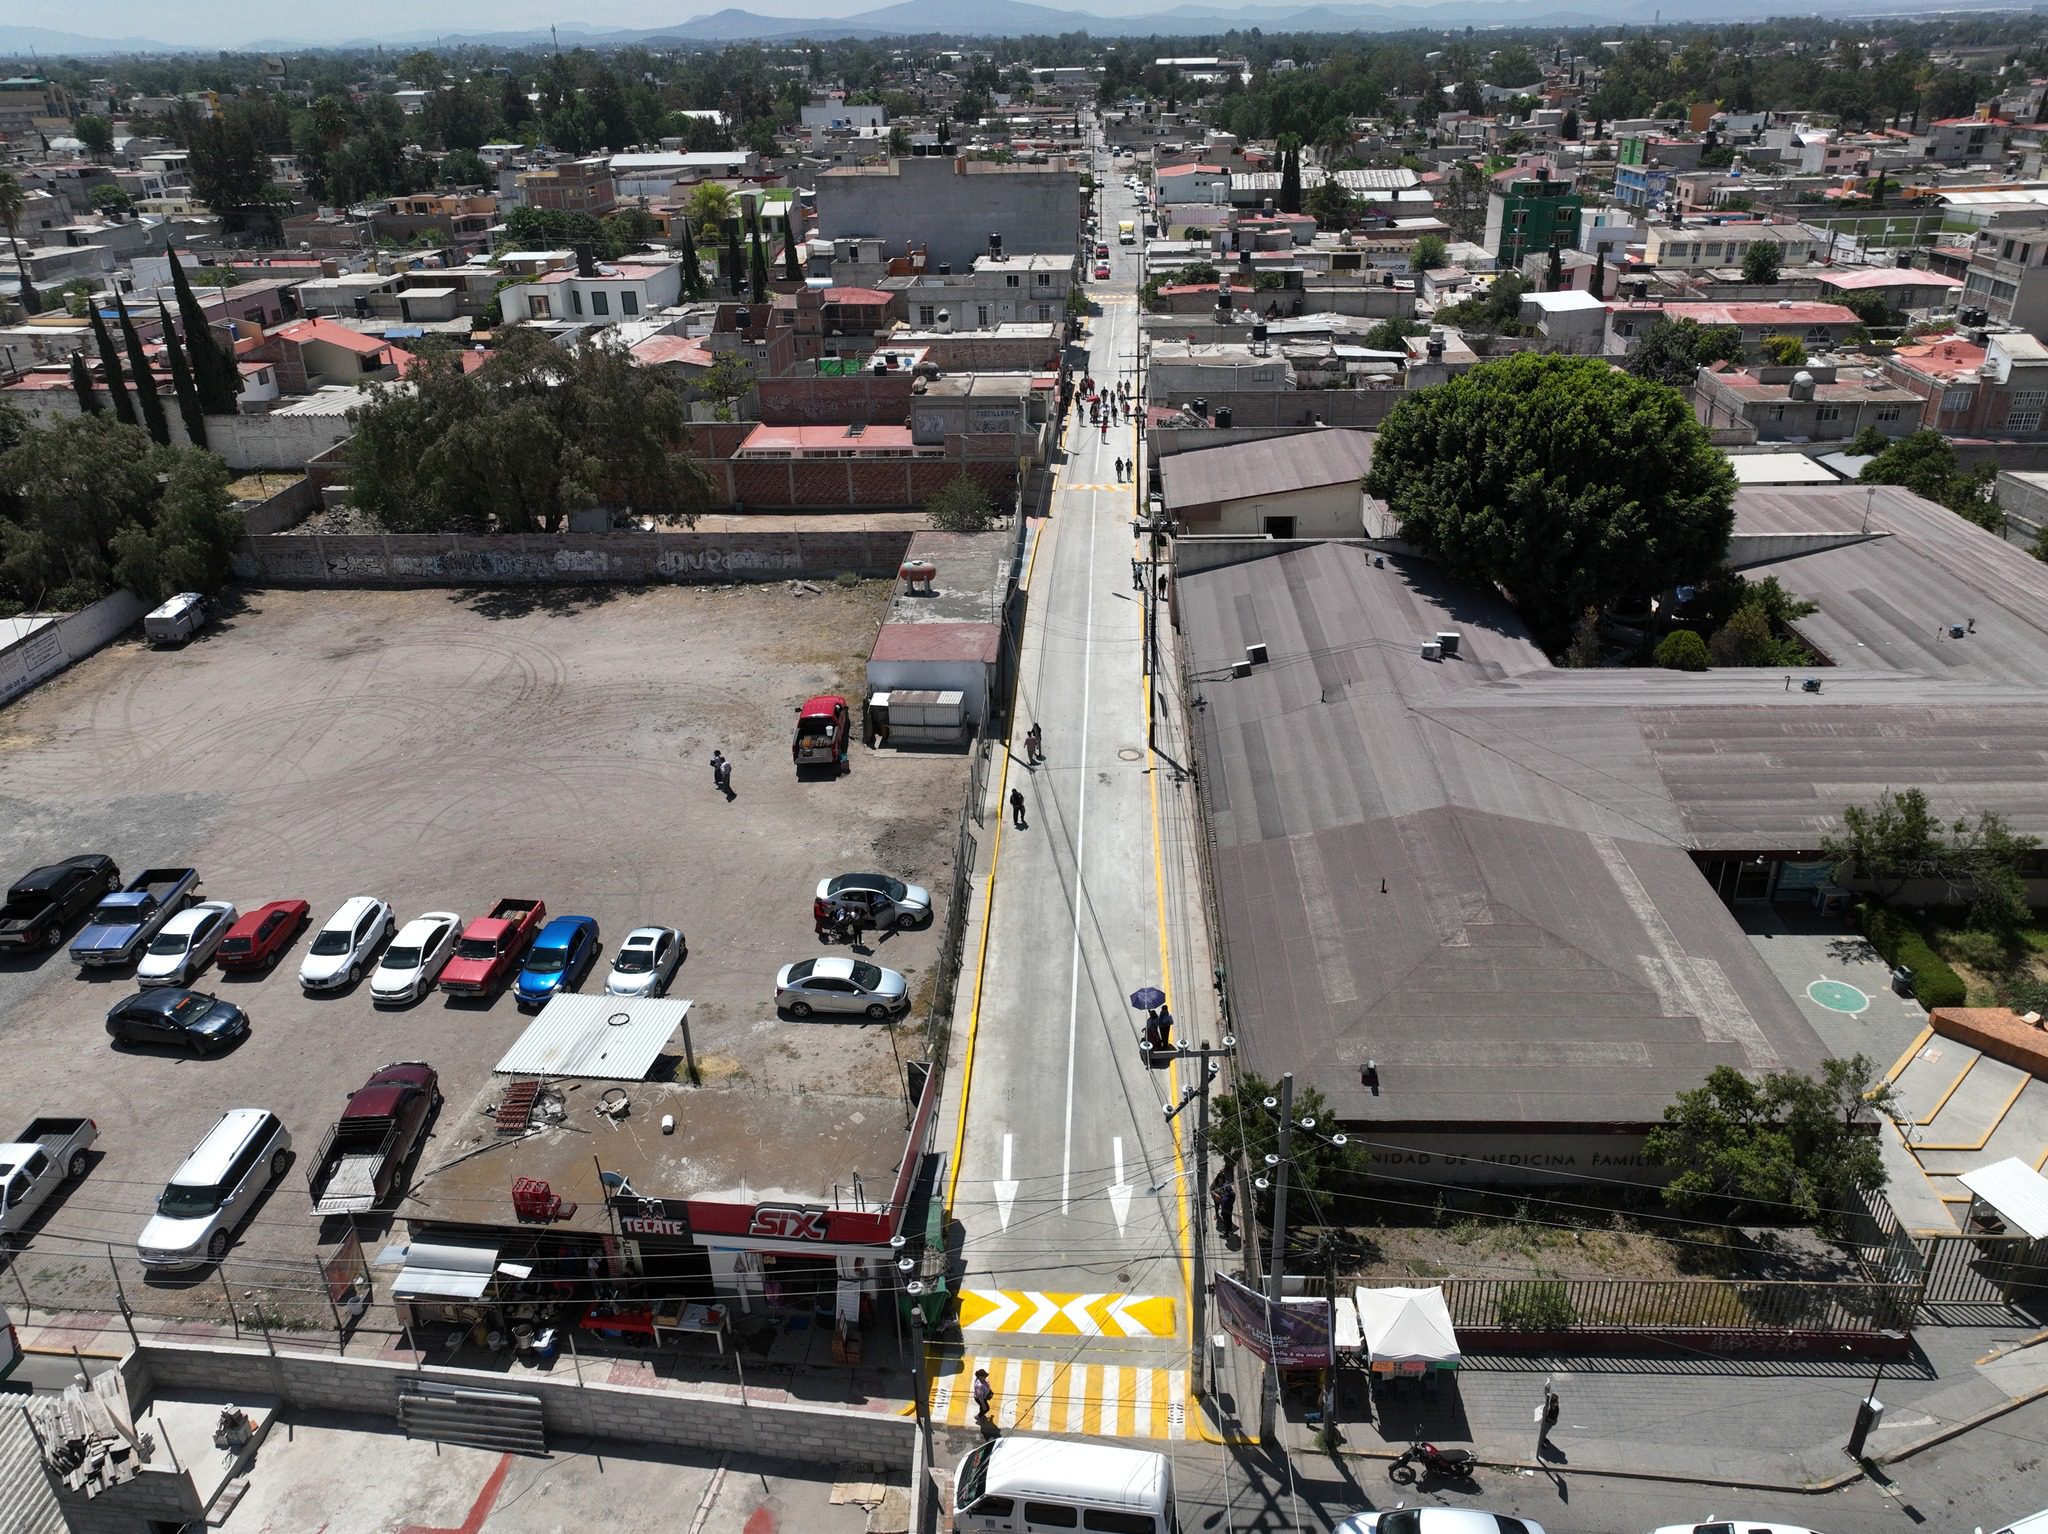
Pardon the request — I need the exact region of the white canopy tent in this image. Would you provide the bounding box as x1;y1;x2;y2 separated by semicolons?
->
1344;1285;1461;1374
1958;1157;2048;1240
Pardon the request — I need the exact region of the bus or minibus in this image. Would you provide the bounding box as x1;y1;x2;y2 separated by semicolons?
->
952;1437;1176;1533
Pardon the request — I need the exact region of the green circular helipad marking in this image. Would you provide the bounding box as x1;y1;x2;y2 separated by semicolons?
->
1809;979;1870;1015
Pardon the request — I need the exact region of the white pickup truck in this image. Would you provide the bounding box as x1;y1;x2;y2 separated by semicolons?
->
0;1117;96;1252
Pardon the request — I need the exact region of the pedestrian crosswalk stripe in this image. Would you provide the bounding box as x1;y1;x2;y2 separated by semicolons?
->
958;1289;1177;1338
933;1354;1189;1441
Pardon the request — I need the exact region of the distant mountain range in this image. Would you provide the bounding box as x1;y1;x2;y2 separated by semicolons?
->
2;0;2037;56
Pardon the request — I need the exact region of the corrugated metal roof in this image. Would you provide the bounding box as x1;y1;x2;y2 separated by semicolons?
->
493;994;690;1080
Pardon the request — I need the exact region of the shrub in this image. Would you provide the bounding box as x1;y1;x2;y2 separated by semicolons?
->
1654;629;1710;671
1496;1280;1575;1330
833;571;861;588
1943;928;2011;973
1853;902;1967;1009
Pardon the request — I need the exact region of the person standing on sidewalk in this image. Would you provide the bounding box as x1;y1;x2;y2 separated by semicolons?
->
1010;787;1028;828
973;1368;996;1432
1212;1174;1236;1240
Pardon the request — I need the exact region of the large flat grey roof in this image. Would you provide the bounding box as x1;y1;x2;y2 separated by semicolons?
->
1159;429;1378;513
1181;495;2048;1128
1184;545;1828;1129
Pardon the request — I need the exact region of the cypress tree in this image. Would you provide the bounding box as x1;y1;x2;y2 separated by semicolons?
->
69;350;102;414
87;303;137;427
116;294;171;446
749;214;769;304
782;214;802;283
724;217;744;297
677;217;705;299
159;301;207;449
166;239;238;412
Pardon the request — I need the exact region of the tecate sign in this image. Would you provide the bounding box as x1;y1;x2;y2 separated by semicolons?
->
621;1215;690;1238
748;1203;830;1241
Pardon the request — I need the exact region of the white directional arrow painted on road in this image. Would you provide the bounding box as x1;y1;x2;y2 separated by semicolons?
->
1106;1135;1133;1234
993;1132;1019;1230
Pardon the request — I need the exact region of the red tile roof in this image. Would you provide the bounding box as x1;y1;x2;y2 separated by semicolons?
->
822;286;892;305
632;335;714;368
269;318;396;356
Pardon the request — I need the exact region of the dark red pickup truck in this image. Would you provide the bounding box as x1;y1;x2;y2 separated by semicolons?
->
437;898;547;998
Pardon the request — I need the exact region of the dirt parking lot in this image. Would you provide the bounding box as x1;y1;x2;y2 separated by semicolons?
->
0;583;965;1322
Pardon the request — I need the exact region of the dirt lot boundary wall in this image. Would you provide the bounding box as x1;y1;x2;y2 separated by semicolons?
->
234;529;917;586
130;1339;912;1468
0;591;147;709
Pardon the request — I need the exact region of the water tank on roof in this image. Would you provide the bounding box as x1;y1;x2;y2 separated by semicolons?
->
1789;370;1816;401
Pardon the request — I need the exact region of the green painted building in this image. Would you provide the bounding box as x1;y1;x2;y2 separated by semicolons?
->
1485;171;1584;271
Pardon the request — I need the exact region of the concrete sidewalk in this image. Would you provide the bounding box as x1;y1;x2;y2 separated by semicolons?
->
1219;1319;2048;1493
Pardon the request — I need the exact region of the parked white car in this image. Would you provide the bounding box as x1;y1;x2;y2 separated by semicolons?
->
136;901;237;988
1337;1510;1547;1534
1653;1524;1826;1534
605;925;685;998
815;873;932;930
369;911;461;1006
298;896;394;992
774;956;909;1019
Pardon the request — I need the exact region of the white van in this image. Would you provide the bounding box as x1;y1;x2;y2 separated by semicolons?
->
1983;1512;2048;1534
137;1109;291;1269
143;592;207;646
953;1437;1176;1534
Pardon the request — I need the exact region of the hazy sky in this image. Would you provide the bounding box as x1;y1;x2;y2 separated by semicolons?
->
10;0;838;48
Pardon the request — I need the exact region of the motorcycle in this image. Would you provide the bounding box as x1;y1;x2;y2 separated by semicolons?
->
1386;1441;1479;1484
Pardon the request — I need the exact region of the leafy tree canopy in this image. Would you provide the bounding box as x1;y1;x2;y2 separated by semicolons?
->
1363;354;1736;649
925;474;998;533
0;415;240;607
1823;788;2037;934
1645;1057;1895;1223
344;331;710;534
1625;317;1744;388
1857;430;2002;532
1740;240;1782;285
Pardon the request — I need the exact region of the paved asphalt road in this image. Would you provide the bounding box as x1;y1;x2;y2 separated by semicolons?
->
947;147;1193;1382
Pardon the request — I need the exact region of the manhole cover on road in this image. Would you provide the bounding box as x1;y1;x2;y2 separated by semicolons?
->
1118;748;1142;761
1808;978;1871;1015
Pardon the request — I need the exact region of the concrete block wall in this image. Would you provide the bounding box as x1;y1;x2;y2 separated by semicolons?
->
0;591;147;709
132;1341;912;1469
233;529;916;586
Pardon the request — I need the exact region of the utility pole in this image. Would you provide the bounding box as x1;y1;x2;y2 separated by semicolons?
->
1161;1037;1235;1398
1258;1072;1295;1443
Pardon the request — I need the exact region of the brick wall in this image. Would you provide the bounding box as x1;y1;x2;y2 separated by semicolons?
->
234;529;916;586
130;1340;911;1469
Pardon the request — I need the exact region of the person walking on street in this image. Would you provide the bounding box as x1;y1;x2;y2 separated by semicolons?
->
1009;787;1028;828
973;1368;996;1431
1213;1174;1237;1239
1025;723;1042;763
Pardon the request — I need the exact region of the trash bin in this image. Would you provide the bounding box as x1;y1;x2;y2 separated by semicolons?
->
1891;965;1916;997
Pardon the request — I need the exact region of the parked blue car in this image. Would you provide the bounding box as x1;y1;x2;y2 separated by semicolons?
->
515;916;599;1008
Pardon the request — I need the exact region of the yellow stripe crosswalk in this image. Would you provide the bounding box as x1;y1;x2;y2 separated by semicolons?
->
930;1354;1189;1440
957;1289;1176;1338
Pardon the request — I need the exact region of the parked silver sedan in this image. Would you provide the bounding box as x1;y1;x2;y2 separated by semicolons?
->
605;925;685;998
774;956;908;1019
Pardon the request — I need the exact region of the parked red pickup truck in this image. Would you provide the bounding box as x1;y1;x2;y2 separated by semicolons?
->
437;898;547;998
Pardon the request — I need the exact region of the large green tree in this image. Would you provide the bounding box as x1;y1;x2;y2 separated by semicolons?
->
1824;788;2036;934
1858;430;2001;532
0;170;38;316
0;415;239;605
1206;1073;1366;1228
344;331;711;534
158;301;207;450
1363;354;1736;648
115;296;171;447
1646;1057;1895;1223
1625;317;1744;387
166;242;241;413
87;304;138;428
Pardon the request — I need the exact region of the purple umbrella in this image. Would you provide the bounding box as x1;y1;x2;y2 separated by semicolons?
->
1129;987;1166;1010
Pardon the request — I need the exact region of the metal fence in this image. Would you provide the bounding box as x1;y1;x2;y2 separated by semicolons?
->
1837;1182;2048;1310
4;1234;376;1354
1356;1274;1920;1338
